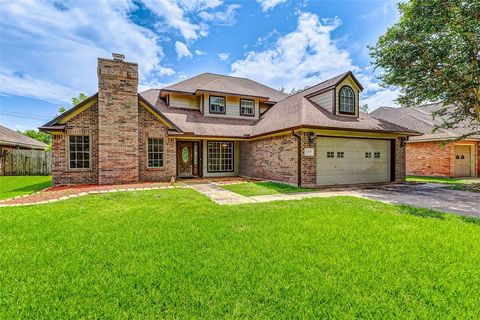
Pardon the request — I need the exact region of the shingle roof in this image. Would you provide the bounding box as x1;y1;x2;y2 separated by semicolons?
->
161;73;288;103
251;94;418;136
141;85;419;138
0;125;48;149
141;89;254;137
298;71;364;98
370;103;480;141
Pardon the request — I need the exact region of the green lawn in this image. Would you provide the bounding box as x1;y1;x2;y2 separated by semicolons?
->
1;189;479;318
0;176;52;200
406;176;478;191
406;175;476;185
223;181;313;196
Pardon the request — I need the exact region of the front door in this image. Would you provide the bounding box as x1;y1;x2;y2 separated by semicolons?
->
454;145;471;177
177;142;193;177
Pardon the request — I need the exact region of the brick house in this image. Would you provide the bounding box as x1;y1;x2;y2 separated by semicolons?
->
371;104;480;178
40;55;419;186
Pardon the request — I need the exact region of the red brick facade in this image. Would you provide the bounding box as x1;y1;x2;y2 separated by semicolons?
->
97;58;139;184
51;103;99;185
239;133;298;185
138;105;176;181
406;140;479;177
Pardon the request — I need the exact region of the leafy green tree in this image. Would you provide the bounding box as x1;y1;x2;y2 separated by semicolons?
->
58;106;67;114
71;92;88;106
57;92;88;116
370;0;480;136
18;129;52;145
360;104;369;113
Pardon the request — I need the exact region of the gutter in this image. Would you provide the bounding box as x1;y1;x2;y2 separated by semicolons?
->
292;130;302;187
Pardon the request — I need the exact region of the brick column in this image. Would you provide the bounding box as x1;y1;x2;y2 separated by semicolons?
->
395;137;406;182
299;132;317;187
97;57;139;185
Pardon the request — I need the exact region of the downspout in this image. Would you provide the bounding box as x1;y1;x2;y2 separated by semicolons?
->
292;130;302;187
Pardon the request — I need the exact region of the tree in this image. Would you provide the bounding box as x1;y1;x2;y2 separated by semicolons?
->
360;104;369;113
72;92;88;106
57;92;88;116
369;0;480;137
58;106;67;114
18;129;52;145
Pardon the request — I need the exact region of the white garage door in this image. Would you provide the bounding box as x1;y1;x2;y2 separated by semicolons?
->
316;137;391;186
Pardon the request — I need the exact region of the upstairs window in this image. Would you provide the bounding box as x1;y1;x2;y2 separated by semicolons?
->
147;138;164;168
69;135;90;169
339;86;355;114
240;99;255;116
209;96;226;114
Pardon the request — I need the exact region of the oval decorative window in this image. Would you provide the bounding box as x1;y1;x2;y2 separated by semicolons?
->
456;155;460;159
182;147;189;163
461;155;465;159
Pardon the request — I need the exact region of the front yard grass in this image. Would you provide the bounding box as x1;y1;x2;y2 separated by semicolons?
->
406;175;476;185
406;176;478;192
222;181;313;196
0;176;52;200
1;188;479;318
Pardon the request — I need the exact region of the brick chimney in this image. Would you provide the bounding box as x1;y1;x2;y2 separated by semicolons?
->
97;54;139;185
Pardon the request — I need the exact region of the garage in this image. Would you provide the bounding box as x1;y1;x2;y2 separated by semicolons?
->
316;137;392;186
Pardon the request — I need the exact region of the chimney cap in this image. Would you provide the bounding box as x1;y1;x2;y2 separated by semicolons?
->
112;53;125;61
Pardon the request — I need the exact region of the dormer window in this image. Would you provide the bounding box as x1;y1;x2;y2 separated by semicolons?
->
209;95;226;114
240;99;255;116
339;86;355;115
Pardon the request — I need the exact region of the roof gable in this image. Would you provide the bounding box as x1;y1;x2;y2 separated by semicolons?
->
161;73;288;103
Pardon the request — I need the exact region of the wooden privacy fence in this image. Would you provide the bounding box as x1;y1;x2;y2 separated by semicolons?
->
1;149;51;176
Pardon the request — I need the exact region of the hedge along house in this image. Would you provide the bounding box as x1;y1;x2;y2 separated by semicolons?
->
40;54;420;187
371;104;480;178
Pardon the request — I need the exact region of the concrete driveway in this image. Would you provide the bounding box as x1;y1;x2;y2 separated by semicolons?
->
357;184;480;218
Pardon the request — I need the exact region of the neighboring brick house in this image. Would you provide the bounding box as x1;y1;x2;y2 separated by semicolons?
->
371;104;480;178
40;55;419;187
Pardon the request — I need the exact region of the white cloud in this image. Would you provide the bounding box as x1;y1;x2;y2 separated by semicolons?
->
198;4;241;26
0;68;75;103
230;11;400;108
140;0;238;40
231;12;356;90
218;52;230;61
140;0;203;41
257;0;288;12
362;88;401;111
0;0;168;103
195;49;206;55
175;41;193;59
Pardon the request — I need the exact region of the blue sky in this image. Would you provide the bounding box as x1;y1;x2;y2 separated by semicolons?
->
0;0;401;131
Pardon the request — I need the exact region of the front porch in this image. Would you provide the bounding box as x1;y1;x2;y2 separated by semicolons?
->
175;139;240;179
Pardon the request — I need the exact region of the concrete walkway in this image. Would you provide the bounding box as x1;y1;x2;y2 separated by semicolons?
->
188;182;480;217
189;183;257;204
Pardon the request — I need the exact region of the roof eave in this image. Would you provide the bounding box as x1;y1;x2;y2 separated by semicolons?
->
42;93;98;127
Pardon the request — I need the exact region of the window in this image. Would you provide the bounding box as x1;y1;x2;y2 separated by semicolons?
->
148;138;164;168
209;96;226;114
339;86;355;114
208;141;233;172
327;151;335;158
69;135;90;169
374;152;380;159
365;152;372;158
337;152;344;158
240;99;255;116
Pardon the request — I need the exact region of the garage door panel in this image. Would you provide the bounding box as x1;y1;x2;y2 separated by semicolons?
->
316;137;391;186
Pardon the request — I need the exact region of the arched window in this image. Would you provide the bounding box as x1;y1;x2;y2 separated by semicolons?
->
339;86;355;114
